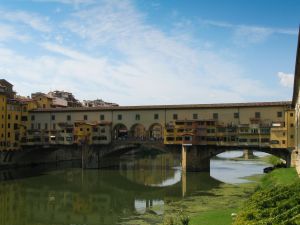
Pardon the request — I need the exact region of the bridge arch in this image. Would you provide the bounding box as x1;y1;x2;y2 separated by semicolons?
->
182;146;292;172
113;123;128;140
130;123;147;140
209;148;291;162
148;123;163;140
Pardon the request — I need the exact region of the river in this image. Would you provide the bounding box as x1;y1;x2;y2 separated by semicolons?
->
0;150;271;225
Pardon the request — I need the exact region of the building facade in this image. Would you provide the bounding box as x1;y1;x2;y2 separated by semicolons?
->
292;28;300;171
26;102;293;149
0;78;296;155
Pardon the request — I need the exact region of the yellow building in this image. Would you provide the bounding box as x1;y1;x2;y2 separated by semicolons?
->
0;84;7;151
74;121;111;145
0;78;296;153
0;80;40;151
270;109;295;149
31;92;53;109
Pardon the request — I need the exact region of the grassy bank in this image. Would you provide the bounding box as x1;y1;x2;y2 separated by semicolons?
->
233;168;300;225
122;167;299;225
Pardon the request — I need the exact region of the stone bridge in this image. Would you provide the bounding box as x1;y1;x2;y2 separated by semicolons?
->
81;141;292;172
0;140;292;172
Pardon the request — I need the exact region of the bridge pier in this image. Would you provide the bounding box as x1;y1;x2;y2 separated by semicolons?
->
242;149;254;160
182;145;210;172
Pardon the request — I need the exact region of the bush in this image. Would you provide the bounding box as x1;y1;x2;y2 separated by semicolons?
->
233;182;300;225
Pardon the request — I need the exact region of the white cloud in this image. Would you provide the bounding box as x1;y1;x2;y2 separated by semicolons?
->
41;0;94;3
278;72;294;88
0;23;29;42
200;19;297;44
0;1;287;105
0;9;51;32
234;26;273;43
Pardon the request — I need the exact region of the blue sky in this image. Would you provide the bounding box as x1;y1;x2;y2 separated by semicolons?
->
0;0;299;105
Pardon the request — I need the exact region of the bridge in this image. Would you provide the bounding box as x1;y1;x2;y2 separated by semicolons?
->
0;101;295;171
74;138;292;172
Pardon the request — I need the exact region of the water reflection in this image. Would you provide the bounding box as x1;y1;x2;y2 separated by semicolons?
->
0;150;270;225
211;150;272;183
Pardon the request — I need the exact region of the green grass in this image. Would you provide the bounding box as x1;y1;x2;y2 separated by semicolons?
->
190;209;235;225
260;167;299;188
233;168;300;225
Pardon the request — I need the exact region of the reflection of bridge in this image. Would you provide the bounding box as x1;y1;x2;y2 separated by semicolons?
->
0;165;222;225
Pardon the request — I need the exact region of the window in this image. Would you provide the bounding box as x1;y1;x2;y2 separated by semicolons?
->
14;123;18;130
66;137;72;142
8;123;10;129
100;114;105;120
84;115;88;120
38;123;41;129
234;112;239;119
193;114;198;119
213;113;218;119
290;112;294;117
99;136;107;140
135;114;140;120
44;123;48;129
261;138;270;143
291;123;294;127
176;137;183;141
7;132;10;138
53;123;56;130
154;114;159;120
51;115;55;121
118;114;122;120
15;115;19;120
282;140;286;144
21;116;27;121
31;115;35;121
251;129;258;134
173;114;178;120
260;128;270;134
277;112;283;118
255;112;261;118
166;137;174;141
101;128;105;133
291;135;294;139
31;123;34;130
66;128;72;133
67;115;71;121
8;114;10;120
207;128;215;133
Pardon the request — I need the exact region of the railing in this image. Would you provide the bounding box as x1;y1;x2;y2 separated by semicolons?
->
113;137;164;144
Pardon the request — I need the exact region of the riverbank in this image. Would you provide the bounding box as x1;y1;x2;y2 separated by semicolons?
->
186;168;300;225
233;167;300;225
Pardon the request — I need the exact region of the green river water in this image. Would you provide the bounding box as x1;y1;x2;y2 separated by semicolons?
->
0;151;271;225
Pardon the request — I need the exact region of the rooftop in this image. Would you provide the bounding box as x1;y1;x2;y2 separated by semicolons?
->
31;101;292;113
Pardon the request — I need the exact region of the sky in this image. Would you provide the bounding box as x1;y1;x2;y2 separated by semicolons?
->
0;0;299;105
